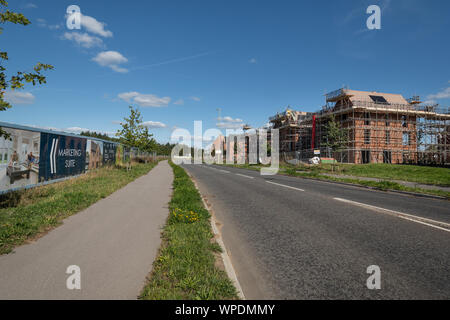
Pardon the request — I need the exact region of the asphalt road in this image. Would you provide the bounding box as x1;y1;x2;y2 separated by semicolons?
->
0;160;173;299
183;163;450;299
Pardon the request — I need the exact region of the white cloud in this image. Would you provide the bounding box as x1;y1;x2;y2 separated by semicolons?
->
92;51;128;73
65;127;91;133
174;99;184;105
36;18;60;30
118;91;171;107
80;14;113;38
218;116;243;123
36;18;47;27
65;127;114;136
23;3;37;9
63;32;104;48
216;115;245;129
426;87;450;100
216;122;244;129
190;96;201;102
249;58;257;64
142;121;167;129
117;91;139;102
4;91;35;105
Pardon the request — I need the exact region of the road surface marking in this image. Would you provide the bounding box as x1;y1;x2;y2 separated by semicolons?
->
266;181;304;192
235;173;254;179
207;166;230;174
333;197;450;233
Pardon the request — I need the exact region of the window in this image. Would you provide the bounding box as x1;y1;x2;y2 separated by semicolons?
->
383;151;392;164
385;114;390;126
364;112;370;126
364;129;371;144
385;131;390;145
401;115;408;128
361;150;371;164
402;132;409;146
369;95;389;104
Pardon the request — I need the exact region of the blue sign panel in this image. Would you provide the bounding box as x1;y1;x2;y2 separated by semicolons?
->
39;133;87;181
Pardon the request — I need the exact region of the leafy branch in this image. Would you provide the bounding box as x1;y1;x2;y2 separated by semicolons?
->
0;0;54;138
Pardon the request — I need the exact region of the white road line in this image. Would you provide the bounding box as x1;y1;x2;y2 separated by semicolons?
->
235;173;254;179
266;181;304;192
333;197;450;233
207;166;230;173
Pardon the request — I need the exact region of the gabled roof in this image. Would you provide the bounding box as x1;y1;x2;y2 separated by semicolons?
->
343;89;409;105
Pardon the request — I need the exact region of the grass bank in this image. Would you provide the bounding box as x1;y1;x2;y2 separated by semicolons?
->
293;163;450;187
220;162;450;198
140;161;238;300
288;169;450;198
0;162;158;255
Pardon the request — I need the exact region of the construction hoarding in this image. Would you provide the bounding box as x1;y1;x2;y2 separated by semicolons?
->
39;132;87;181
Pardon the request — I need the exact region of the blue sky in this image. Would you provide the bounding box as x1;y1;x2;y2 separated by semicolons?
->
2;0;450;143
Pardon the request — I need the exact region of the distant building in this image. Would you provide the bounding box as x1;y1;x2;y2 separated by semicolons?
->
269;88;450;165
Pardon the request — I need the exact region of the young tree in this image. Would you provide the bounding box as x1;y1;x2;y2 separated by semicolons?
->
0;1;54;138
116;106;156;152
322;114;348;160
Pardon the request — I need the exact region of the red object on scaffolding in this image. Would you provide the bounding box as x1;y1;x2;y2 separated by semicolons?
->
311;115;316;150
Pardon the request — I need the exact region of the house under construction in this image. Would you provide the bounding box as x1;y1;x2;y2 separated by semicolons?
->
270;88;450;165
269;109;311;153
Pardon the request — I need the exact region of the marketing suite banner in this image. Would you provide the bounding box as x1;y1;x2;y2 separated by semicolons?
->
39;132;87;181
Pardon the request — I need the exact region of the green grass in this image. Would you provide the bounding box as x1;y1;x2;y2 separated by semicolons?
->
293;163;450;187
0;162;158;255
139;161;238;300
218;162;450;198
282;169;450;199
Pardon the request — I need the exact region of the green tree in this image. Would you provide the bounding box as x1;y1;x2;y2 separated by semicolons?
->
80;131;120;143
116;106;156;152
322;114;348;160
0;1;54;138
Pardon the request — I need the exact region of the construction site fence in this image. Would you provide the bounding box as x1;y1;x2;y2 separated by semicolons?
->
0;122;162;195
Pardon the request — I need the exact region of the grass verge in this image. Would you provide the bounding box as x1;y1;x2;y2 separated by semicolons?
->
289;170;450;198
219;163;450;198
139;161;238;300
293;163;450;187
0;162;158;255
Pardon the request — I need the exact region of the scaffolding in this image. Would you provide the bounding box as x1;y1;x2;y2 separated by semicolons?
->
296;90;450;165
269;109;311;154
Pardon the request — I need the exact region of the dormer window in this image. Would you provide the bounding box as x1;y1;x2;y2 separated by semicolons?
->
369;95;389;104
